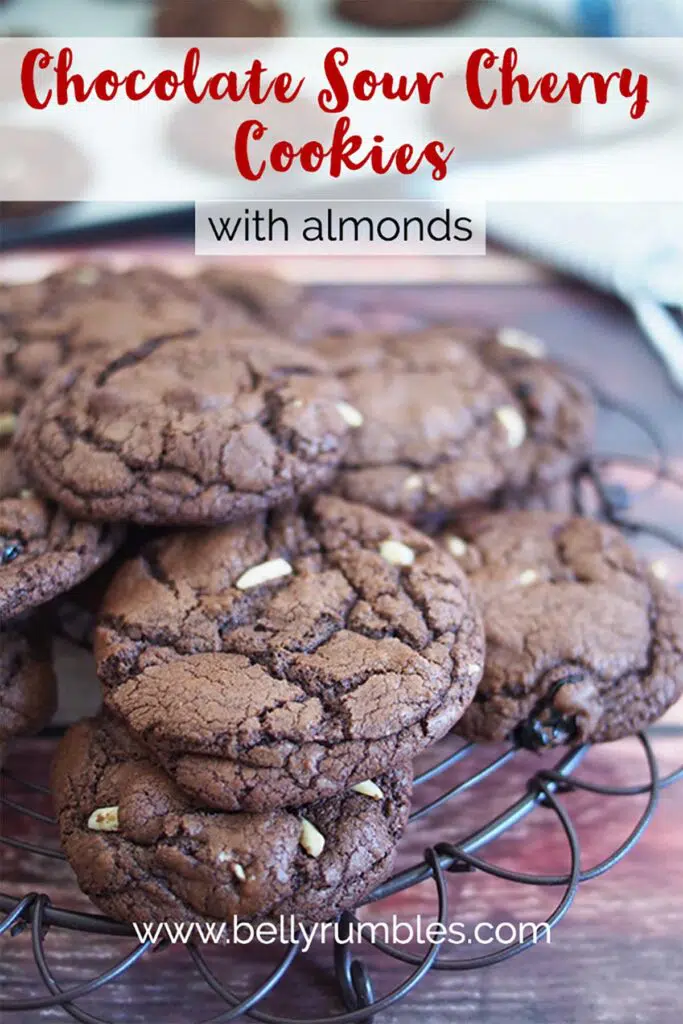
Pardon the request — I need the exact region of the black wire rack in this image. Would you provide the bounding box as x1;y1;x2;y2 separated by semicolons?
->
1;376;682;1024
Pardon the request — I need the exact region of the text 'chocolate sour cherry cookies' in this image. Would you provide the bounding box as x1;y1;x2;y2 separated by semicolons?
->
95;495;484;811
14;331;354;526
441;511;683;747
0;448;122;622
1;620;56;762
53;716;412;925
314;330;527;523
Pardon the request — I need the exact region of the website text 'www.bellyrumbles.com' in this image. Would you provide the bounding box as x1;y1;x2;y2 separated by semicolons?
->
132;916;550;954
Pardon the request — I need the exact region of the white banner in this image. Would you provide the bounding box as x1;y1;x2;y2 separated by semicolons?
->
0;36;681;203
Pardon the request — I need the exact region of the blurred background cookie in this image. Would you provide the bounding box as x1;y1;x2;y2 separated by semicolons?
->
335;0;470;30
154;0;285;38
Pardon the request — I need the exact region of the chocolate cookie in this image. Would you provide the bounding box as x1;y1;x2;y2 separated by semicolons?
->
0;127;90;211
440;511;683;746
53;715;412;925
198;265;303;334
1;619;56;761
0;447;122;621
14;331;353;525
289;298;424;345
335;0;469;29
465;326;596;490
314;329;527;522
95;495;484;811
0;263;255;414
154;0;285;38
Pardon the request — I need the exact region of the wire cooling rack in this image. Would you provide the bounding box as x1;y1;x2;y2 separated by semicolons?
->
1;376;682;1024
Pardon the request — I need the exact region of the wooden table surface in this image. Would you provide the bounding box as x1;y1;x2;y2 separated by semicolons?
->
1;251;682;1024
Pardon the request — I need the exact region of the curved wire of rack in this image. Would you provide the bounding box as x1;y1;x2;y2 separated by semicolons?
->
1;374;682;1023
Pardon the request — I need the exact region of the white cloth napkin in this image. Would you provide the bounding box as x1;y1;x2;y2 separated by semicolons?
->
487;202;683;388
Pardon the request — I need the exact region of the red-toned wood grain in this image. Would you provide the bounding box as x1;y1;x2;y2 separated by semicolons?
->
1;276;682;1023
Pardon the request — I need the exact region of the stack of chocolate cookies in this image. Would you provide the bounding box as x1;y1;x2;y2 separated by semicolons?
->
1;262;681;927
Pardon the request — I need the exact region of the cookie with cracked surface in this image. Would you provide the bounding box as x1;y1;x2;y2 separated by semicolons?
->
440;511;683;746
95;494;484;811
53;715;413;925
1;619;56;761
154;0;285;38
404;324;595;499
198;265;304;334
0;448;123;622
14;331;353;526
197;272;418;344
463;326;596;490
289;299;424;345
53;529;154;651
335;0;469;29
313;329;527;522
0;263;255;415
